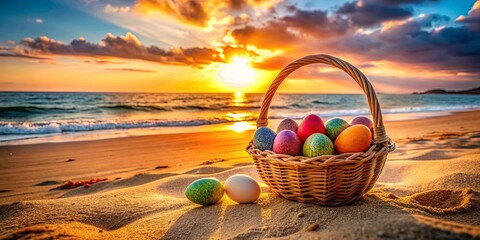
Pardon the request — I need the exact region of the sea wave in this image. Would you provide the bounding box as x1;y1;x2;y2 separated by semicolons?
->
0;106;77;113
0;103;318;117
101;105;171;112
0;119;230;135
0;106;78;118
311;100;336;104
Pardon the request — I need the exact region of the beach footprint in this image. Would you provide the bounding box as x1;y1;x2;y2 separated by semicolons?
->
399;189;479;214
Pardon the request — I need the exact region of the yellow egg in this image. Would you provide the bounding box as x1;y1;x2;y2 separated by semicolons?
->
224;174;261;204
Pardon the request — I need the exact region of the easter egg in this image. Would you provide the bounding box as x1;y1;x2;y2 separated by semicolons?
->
276;118;298;133
297;114;326;143
302;133;334;157
273;130;302;155
325;117;350;141
185;177;224;206
334;125;372;154
349;116;373;132
225;174;261;204
253;127;276;151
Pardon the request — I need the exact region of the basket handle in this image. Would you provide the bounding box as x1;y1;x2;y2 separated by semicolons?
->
256;54;388;144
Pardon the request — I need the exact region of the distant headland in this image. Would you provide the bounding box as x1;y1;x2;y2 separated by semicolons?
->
413;86;480;95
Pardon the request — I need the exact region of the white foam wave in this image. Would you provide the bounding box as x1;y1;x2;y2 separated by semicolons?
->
0;119;228;135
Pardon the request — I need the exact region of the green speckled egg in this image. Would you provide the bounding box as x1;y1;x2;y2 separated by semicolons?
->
325;118;350;141
185;178;224;205
303;133;334;157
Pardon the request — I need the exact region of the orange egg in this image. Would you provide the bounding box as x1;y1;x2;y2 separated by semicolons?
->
334;125;372;154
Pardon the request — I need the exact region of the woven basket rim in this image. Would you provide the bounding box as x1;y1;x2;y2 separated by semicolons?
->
247;139;395;167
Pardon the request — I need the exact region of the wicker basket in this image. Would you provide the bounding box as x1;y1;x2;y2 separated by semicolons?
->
246;54;395;206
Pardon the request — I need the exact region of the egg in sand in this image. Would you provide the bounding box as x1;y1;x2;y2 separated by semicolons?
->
225;174;261;203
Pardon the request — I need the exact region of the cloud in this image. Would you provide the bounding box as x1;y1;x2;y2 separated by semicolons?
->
331;13;480;73
226;1;479;79
223;14;250;26
229;6;351;50
281;8;350;37
357;62;377;68
134;0;280;28
456;1;480;30
135;0;209;27
371;0;440;5
228;0;247;10
26;18;44;24
84;59;125;64
231;22;300;49
104;4;131;13
0;46;51;60
229;1;449;51
3;32;258;67
231;2;412;50
106;68;157;73
336;1;412;27
0;52;49;60
222;45;258;59
252;55;295;70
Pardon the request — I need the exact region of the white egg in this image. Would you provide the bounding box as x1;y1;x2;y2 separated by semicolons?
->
225;174;261;204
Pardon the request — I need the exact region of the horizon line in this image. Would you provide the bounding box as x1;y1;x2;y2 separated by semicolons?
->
0;90;412;95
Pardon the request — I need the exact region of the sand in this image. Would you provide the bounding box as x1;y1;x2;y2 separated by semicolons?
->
0;110;479;239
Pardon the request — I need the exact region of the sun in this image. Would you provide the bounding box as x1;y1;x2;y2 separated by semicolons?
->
218;57;256;88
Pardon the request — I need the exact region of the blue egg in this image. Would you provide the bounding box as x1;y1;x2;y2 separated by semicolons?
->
253;127;276;151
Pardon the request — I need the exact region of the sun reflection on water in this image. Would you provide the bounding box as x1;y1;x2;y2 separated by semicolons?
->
227;92;257;132
225;112;250;121
231;91;247;107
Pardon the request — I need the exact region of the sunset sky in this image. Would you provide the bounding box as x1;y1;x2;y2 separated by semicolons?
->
0;0;479;93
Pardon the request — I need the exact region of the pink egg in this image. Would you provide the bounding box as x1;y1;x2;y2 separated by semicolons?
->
297;114;326;143
273;130;302;156
349;116;373;132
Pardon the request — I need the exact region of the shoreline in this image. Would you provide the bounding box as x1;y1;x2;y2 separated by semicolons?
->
1;108;478;146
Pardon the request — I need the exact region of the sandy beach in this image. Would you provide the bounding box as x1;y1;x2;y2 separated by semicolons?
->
2;0;479;238
0;110;479;239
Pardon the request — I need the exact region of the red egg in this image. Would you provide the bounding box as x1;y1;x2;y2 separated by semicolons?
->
349;116;374;132
273;130;302;156
297;114;326;143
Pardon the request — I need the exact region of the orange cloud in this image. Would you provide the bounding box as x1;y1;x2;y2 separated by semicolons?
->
231;22;299;49
135;0;209;27
3;32;259;67
134;0;280;28
105;68;157;73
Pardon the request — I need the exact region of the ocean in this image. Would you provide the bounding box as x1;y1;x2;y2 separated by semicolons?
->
1;92;479;144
